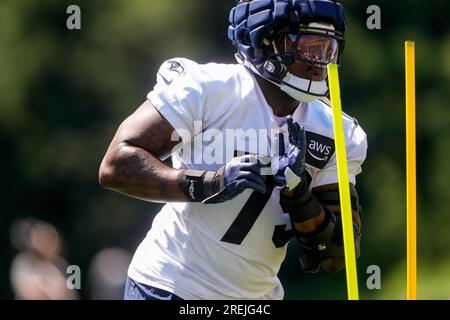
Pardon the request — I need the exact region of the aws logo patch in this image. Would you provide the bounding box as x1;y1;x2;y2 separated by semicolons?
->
305;131;335;169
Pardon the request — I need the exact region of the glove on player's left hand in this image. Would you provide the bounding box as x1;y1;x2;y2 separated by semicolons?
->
272;117;307;193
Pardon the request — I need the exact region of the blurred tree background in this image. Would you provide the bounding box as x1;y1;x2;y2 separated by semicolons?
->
1;0;449;299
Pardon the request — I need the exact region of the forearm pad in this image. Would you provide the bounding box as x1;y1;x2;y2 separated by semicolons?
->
279;182;322;223
177;169;223;202
296;208;345;259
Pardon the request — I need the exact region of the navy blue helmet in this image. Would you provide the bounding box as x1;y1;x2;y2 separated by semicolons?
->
228;0;347;102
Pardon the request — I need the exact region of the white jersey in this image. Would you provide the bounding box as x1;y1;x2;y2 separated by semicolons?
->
128;58;367;300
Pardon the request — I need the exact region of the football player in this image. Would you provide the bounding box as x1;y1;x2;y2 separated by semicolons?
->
99;0;367;300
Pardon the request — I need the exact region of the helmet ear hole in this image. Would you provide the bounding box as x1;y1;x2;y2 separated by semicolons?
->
244;32;251;44
243;35;251;46
235;23;251;45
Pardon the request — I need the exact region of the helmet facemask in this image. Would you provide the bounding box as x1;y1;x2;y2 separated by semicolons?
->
260;22;345;102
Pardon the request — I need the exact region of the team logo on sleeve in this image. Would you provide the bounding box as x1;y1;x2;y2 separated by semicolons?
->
305;131;335;169
167;60;185;75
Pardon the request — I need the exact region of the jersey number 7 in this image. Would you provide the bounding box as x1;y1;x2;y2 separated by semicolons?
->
221;184;295;248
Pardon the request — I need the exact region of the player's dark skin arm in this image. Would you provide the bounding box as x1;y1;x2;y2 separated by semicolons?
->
99;100;188;203
310;183;361;272
283;183;361;272
291;184;361;232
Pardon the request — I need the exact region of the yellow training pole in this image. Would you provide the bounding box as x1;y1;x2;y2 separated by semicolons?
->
405;41;417;300
327;64;359;300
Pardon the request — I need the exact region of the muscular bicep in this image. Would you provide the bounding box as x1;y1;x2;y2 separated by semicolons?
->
99;100;188;202
110;100;180;160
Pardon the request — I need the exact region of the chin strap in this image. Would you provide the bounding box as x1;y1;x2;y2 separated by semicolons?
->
236;53;281;87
